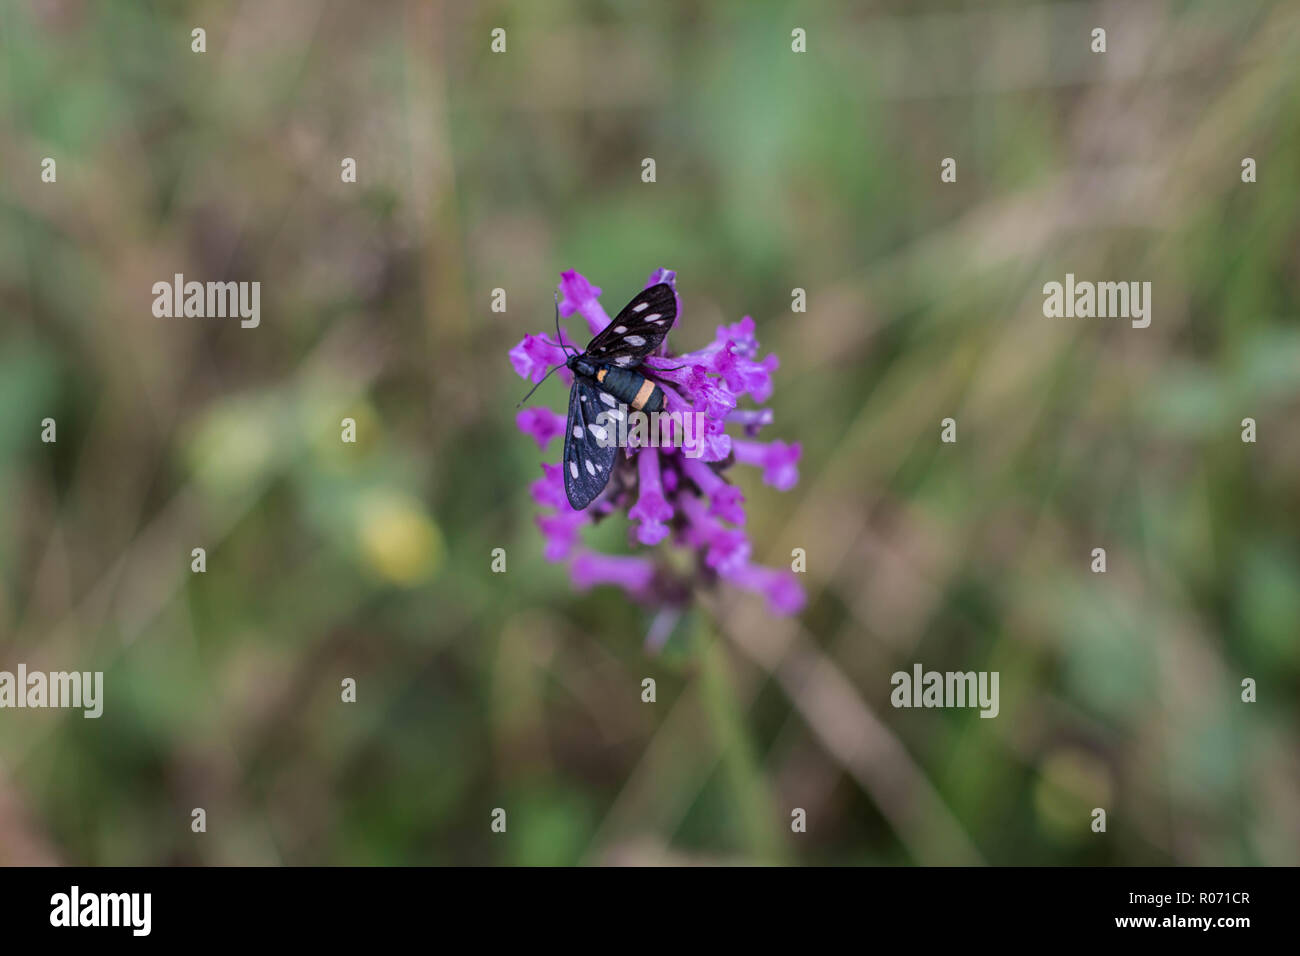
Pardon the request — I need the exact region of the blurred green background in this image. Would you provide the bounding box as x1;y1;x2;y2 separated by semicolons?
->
1;0;1298;865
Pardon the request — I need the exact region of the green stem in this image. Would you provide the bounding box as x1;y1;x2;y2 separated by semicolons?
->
696;614;786;865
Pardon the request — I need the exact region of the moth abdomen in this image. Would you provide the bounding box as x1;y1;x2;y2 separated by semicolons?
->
595;366;664;413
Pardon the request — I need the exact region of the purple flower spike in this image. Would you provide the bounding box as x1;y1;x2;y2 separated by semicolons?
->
733;439;802;491
512;269;804;624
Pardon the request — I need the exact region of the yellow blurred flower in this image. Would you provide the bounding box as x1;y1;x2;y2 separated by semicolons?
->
355;489;443;586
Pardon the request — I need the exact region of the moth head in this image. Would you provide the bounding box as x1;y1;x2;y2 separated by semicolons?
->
567;354;594;377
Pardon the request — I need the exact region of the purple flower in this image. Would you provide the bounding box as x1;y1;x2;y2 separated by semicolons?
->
726;561;807;615
680;455;745;524
509;333;574;385
572;552;656;596
732;439;802;491
511;269;806;632
712;341;779;403
530;463;587;561
727;408;774;436
679;493;750;574
660;384;732;462
516;407;567;449
628;449;672;545
557;270;611;336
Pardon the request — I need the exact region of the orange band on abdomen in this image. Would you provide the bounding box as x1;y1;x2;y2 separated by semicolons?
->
631;379;657;411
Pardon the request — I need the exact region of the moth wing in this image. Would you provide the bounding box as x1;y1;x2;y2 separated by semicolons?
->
583;283;677;365
562;378;620;510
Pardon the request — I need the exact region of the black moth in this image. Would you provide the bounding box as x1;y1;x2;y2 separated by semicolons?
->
520;283;677;511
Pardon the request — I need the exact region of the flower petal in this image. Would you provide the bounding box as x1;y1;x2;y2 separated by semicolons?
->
727;408;775;436
723;561;806;616
559;270;611;336
732;439;801;491
680;456;745;525
711;343;779;403
516;407;567;449
644;268;681;332
571;552;656;596
510;333;569;383
537;511;587;562
530;462;570;510
680;493;751;574
629;449;673;545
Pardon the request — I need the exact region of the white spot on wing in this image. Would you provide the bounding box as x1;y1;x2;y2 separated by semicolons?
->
585;460;596;475
569;461;578;479
613;325;627;333
599;392;616;406
615;356;631;365
632;302;649;312
644;313;661;322
573;426;582;438
624;335;646;347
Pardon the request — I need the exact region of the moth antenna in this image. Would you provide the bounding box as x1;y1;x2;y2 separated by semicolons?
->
516;362;562;408
555;291;578;355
